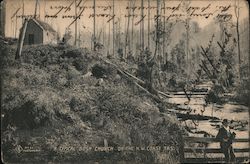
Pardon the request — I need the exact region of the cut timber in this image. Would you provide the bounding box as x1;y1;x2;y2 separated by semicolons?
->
167;109;219;121
176;113;219;121
182;136;250;163
15;18;28;60
184;147;250;153
172;92;208;96
184;137;249;143
184;157;249;163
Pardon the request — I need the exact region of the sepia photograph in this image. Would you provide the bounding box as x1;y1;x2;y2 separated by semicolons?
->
0;0;249;163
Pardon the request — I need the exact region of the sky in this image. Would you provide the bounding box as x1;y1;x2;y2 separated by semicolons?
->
3;0;249;38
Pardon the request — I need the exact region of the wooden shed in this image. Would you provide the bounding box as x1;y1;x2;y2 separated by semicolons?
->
23;18;57;45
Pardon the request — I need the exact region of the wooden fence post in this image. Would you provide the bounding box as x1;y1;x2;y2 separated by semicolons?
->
203;143;206;159
179;136;185;163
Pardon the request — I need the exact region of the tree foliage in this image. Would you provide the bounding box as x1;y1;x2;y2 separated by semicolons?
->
170;40;186;74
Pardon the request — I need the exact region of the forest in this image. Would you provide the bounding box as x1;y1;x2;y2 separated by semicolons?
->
1;0;249;163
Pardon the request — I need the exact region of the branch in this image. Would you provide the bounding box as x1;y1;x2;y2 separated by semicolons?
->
200;46;219;73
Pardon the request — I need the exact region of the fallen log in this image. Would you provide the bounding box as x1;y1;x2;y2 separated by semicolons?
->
175;112;219;121
102;59;165;103
157;91;171;98
102;58;209;100
133;80;163;103
217;41;225;52
200;46;219;73
123;69;144;84
201;60;212;75
183;87;191;101
102;58;172;97
199;64;213;80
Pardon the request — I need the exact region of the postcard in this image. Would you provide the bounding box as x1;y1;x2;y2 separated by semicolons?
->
1;0;249;163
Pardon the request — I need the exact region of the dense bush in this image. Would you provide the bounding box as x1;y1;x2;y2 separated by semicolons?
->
5;101;52;129
1;43;182;163
233;78;250;106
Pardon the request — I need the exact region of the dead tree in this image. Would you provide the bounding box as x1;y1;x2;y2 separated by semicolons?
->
198;35;220;83
234;0;241;80
125;0;132;58
154;0;160;59
140;0;144;50
15;18;28;60
162;0;166;62
75;0;78;46
112;0;115;56
34;0;39;18
147;0;150;50
200;46;219;74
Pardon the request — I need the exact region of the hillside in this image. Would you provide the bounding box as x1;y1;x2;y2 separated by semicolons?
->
1;42;183;163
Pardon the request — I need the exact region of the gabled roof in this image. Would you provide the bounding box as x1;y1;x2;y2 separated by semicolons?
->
29;18;57;34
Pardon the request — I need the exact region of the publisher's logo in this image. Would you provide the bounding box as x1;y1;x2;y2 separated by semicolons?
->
15;145;41;153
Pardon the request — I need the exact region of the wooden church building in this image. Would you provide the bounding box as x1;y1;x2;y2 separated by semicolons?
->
24;18;57;45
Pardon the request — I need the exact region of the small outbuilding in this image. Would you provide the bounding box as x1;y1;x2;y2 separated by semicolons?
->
24;18;57;45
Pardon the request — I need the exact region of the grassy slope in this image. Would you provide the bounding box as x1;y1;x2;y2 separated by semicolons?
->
1;43;183;163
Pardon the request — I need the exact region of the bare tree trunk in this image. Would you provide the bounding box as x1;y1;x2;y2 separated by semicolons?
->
112;0;115;56
140;0;144;50
34;0;39;18
125;1;131;58
186;19;190;78
15;19;28;60
184;1;191;78
108;8;111;56
235;0;241;80
22;0;24;24
103;20;105;47
147;0;150;50
131;0;135;54
15;15;18;38
11;8;20;37
1;1;6;37
118;17;121;49
154;0;160;58
163;0;166;63
75;0;78;46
